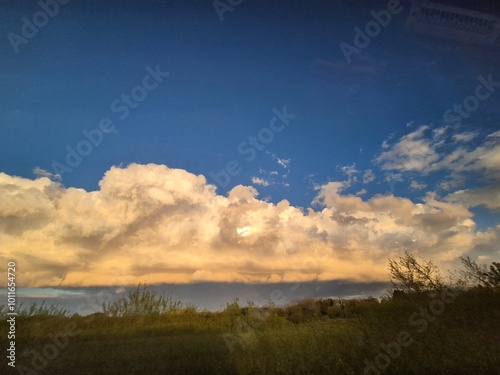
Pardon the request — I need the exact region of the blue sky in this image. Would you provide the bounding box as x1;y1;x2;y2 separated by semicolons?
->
1;0;499;311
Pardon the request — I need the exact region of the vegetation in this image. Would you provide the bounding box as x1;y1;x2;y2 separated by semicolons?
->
388;250;444;293
458;257;500;292
1;253;499;374
0;300;70;318
102;283;183;317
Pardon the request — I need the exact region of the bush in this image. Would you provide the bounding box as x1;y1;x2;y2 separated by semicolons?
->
19;301;70;317
102;283;182;317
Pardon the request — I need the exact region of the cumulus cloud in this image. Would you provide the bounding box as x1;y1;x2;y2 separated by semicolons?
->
1;164;498;288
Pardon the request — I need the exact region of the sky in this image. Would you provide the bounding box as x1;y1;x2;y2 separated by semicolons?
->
1;0;499;312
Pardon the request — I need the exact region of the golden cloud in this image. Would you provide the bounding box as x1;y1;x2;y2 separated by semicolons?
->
1;163;498;287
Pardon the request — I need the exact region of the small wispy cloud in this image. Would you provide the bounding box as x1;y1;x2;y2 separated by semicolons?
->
339;164;358;185
409;180;427;190
362;169;375;184
277;158;290;169
355;189;367;196
375;126;500;186
254;168;290;188
268;152;291;169
432;126;448;140
252;177;270;186
452;131;479;143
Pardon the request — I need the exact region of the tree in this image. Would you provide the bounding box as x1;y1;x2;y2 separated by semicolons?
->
484;262;500;291
458;257;500;292
456;256;489;289
388;250;444;294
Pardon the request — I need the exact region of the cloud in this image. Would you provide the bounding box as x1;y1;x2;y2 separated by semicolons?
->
375;126;440;173
432;126;448;140
383;172;404;191
452;131;479;143
362;169;375;184
438;173;466;191
375;126;500;183
33;167;61;182
268;153;291;169
277;158;290;169
355;189;367;196
445;185;500;211
409;181;427;190
252;177;270;187
1;164;498;288
340;164;358;183
256;168;289;189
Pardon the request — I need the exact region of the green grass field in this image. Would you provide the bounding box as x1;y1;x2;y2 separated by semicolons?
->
2;290;499;375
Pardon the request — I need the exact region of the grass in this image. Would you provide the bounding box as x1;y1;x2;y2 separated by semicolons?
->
1;290;499;375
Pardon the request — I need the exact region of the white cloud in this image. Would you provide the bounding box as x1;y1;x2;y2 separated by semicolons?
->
445;185;500;211
410;181;427;190
1;164;498;288
254;169;289;188
384;172;403;183
277;158;290;169
375;126;440;173
375;126;500;182
252;177;270;187
438;173;466;191
355;189;367;196
452;131;479;143
362;169;376;184
432;126;448;140
268;153;291;169
340;164;358;181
